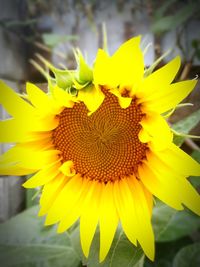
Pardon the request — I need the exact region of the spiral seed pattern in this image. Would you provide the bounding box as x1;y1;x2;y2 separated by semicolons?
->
52;90;147;182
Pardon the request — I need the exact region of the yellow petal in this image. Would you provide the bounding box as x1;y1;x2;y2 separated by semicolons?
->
77;84;105;115
45;174;83;225
0;114;59;143
57;205;81;233
114;177;154;261
59;161;76;176
153;143;200;177
29;115;59;132
0;165;37;176
23;160;61;188
109;88;132;109
113;180;137;246
142;80;197;114
26;82;62;115
112;36;144;91
57;178;91;232
0;119;27;143
8;113;59;133
25;132;52;142
0;80;34;118
94;37;144;90
138;56;181;97
80;181;102;258
127;177;155;261
0;146;59;175
139;113;173;150
39;173;67;216
138;162;183;210
138;127;151;143
139;181;153;216
180;180;200;215
17;138;53;151
53;85;75;108
146;151;200;215
99;182;118;262
93;49;117;87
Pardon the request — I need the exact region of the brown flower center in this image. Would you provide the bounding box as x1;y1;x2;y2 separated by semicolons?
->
52;90;147;182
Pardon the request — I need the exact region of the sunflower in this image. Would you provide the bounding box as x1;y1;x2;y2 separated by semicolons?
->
0;36;200;262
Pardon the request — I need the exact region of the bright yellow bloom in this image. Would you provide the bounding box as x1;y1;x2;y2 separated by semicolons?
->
0;36;200;262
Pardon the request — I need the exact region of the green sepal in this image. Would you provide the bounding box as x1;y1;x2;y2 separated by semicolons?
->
36;54;75;89
66;86;78;96
30;58;56;93
52;69;74;89
144;49;172;77
74;49;93;85
172;129;200;139
163;103;193;118
73;78;91;90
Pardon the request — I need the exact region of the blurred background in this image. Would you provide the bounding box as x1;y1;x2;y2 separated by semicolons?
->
0;0;200;266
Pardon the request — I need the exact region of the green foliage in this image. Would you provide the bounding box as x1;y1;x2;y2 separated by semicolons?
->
144;237;192;267
86;229;144;267
153;201;200;242
192;39;200;60
42;33;78;48
153;0;177;20
0;206;144;267
172;108;200;146
152;2;200;34
144;199;200;267
0;19;37;28
0;206;81;267
173;243;200;267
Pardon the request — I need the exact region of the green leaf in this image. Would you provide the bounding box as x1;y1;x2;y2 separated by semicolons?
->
42;33;78;48
26;188;39;208
151;16;174;34
88;230;144;267
144;237;192;267
0;206;81;267
153;201;176;241
0;244;79;267
191;150;200;165
69;224;83;260
173;243;200;267
1;19;37;28
152;3;199;34
154;0;178;19
153;201;200;242
172;109;200;146
70;226;144;267
192;39;200;49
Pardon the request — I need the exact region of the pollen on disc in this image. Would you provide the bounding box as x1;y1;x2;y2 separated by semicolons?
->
52;90;147;182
